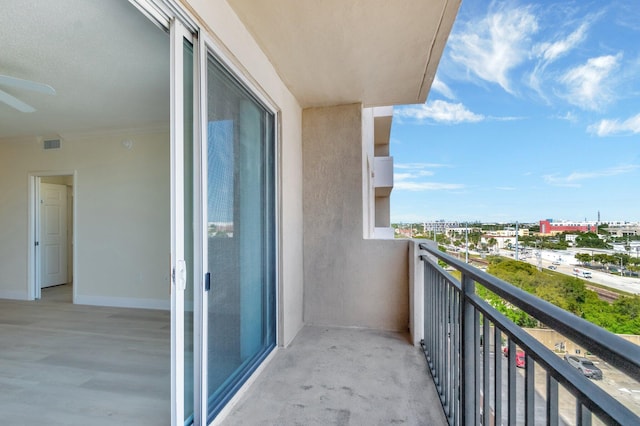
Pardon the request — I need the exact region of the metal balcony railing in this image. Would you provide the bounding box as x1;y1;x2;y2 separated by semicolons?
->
418;242;640;426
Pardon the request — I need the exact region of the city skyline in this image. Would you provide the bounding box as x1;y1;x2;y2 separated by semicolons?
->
390;0;640;224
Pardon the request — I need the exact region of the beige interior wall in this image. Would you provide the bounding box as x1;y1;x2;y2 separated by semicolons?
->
0;129;170;308
185;0;305;346
302;104;409;331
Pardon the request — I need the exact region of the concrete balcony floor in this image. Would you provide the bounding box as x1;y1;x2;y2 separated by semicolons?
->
220;326;446;426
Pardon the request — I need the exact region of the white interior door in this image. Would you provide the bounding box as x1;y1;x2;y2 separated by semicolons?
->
40;182;68;288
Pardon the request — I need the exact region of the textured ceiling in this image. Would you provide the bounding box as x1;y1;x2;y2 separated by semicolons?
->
0;0;169;139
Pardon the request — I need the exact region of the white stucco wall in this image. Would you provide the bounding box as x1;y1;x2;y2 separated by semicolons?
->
0;129;170;308
185;0;305;346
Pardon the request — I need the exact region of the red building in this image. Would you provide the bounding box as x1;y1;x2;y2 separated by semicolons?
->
539;219;596;235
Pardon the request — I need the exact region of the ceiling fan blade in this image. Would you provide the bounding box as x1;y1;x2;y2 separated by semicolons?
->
0;74;56;95
0;88;36;113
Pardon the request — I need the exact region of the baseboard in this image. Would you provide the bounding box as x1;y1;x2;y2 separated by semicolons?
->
0;290;29;301
74;294;170;310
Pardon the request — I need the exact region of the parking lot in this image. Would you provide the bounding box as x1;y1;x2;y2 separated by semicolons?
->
484;350;640;425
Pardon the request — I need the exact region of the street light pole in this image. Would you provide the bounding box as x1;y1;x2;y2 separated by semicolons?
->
465;222;469;264
615;256;623;276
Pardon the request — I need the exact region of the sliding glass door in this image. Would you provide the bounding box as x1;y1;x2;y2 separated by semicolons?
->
165;5;277;423
204;53;276;421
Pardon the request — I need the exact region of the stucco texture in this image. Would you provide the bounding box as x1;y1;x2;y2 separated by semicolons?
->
302;104;409;331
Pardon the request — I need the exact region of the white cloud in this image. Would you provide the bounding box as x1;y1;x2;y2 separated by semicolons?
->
496;186;516;191
534;23;588;63
393;163;462;191
394;170;435;181
587;113;640;136
431;76;455;99
559;54;621;110
543;164;638;187
555;111;578;122
448;4;538;93
529;22;590;98
395;163;450;169
395;182;465;191
395;100;484;124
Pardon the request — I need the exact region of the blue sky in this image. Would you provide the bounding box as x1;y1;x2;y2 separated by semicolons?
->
390;0;640;224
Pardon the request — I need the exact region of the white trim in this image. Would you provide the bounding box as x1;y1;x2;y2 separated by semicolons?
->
275;109;283;348
195;30;208;426
201;31;280;116
170;18;190;426
74;295;170;310
0;291;29;300
209;347;280;426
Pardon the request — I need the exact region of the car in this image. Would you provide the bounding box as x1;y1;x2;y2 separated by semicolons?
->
503;346;526;368
552;261;561;265
548;265;557;270
564;355;603;380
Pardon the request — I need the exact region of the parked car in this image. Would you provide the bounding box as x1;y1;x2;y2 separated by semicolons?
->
564;355;603;380
503;346;526;368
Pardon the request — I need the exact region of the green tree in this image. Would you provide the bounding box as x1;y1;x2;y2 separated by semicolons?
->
574;253;592;265
469;231;482;247
477;258;640;334
575;232;610;249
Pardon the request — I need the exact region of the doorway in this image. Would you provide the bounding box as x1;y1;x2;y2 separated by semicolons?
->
28;172;75;302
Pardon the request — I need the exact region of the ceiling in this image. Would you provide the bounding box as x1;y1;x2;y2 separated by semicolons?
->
0;0;460;139
0;0;169;140
226;0;460;108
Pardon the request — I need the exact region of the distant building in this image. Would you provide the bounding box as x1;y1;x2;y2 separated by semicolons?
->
604;224;640;237
485;229;529;238
539;219;597;235
424;220;460;234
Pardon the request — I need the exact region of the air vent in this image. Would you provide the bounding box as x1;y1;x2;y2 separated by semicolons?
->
43;139;61;150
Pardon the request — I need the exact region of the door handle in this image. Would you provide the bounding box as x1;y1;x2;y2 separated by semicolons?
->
174;259;187;291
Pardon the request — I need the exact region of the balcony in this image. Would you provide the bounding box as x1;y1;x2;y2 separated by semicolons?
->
220;241;640;425
218;326;447;425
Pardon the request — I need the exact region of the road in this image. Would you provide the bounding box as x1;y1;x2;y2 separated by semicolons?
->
481;350;640;425
481;351;568;425
499;248;640;295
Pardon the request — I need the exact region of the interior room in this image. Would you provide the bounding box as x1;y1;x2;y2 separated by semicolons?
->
0;1;172;423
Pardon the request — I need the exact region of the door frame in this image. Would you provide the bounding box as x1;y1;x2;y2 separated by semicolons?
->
27;170;77;301
199;31;282;424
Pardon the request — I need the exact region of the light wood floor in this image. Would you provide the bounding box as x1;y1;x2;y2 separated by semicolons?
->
0;284;170;425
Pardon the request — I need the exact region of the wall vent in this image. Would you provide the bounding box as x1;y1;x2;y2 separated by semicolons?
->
43;139;61;150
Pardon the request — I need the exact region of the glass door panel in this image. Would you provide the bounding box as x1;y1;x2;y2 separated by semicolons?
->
205;53;276;421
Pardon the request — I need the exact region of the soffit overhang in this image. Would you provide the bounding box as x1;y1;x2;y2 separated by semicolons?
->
227;0;461;108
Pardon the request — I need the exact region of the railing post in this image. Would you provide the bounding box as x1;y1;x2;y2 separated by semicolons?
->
461;273;476;426
410;241;425;346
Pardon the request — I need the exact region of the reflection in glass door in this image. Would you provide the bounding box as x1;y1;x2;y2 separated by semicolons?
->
205;53;276;421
